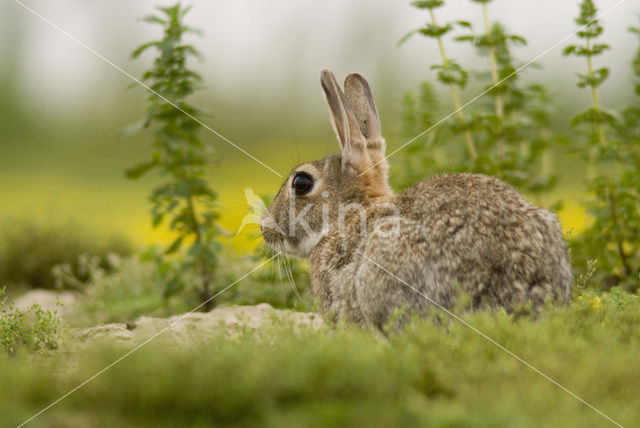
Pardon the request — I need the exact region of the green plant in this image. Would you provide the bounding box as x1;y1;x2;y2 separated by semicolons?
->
400;0;477;160
456;0;555;194
0;287;61;355
394;81;441;187
565;1;640;291
396;0;555;196
127;3;223;309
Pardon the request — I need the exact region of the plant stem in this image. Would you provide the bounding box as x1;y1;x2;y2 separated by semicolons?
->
187;194;214;310
428;8;477;160
605;177;631;277
586;35;606;147
482;2;505;158
584;30;627;276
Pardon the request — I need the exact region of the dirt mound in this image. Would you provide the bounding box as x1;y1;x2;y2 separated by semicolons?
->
74;303;324;344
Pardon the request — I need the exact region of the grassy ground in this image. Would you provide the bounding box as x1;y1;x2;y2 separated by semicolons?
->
1;287;639;427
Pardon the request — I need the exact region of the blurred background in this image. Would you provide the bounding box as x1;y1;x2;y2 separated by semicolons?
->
0;0;638;250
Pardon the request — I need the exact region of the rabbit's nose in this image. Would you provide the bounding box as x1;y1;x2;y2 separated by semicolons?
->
260;213;281;234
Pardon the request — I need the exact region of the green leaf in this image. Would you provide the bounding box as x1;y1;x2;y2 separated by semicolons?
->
398;29;419;47
165;236;184;255
131;41;159;59
152;213;165;229
125;161;157;179
507;35;527;45
139;15;166;25
410;0;444;9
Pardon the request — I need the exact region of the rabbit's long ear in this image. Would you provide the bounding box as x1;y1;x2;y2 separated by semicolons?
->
344;73;391;199
320;69;370;175
344;73;382;142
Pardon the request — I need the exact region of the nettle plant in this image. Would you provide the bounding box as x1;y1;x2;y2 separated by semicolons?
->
126;4;223;308
397;0;554;195
566;1;640;291
456;0;554;194
399;0;477;168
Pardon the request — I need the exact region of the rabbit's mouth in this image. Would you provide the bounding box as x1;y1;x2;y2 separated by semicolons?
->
260;211;327;258
260;214;285;245
283;231;326;258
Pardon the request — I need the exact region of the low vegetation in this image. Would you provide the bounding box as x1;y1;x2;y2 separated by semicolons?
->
0;217;131;290
2;289;639;427
0;287;61;355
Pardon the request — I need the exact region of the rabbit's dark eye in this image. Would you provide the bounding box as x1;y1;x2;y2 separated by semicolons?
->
292;172;314;196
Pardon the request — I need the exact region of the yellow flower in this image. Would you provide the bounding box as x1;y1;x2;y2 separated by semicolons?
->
590;296;604;311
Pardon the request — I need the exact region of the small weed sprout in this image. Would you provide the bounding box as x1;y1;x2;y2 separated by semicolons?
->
127;4;223;309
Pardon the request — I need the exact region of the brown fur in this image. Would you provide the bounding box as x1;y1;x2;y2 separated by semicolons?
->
261;70;573;328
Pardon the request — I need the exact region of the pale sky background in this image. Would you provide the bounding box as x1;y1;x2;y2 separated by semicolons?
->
1;0;638;119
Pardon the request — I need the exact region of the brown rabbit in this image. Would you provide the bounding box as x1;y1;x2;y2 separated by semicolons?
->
261;69;572;329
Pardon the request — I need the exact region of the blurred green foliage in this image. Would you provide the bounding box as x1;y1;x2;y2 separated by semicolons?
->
566;1;640;292
0;217;131;290
58;254;190;327
62;251;310;327
2;288;640;426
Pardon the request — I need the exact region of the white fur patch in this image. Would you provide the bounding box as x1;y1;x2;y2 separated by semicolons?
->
284;228;328;258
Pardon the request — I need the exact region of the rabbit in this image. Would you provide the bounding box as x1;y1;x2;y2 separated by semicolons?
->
260;69;573;329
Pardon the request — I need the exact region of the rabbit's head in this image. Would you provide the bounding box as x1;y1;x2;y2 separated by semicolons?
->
261;70;393;257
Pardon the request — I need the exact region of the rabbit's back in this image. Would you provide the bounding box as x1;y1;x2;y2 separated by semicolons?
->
390;173;572;311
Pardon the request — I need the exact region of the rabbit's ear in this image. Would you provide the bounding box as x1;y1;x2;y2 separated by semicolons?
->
344;73;391;200
344;73;386;170
344;73;381;141
320;69;370;174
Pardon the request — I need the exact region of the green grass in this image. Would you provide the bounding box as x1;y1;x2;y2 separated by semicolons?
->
1;287;638;427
